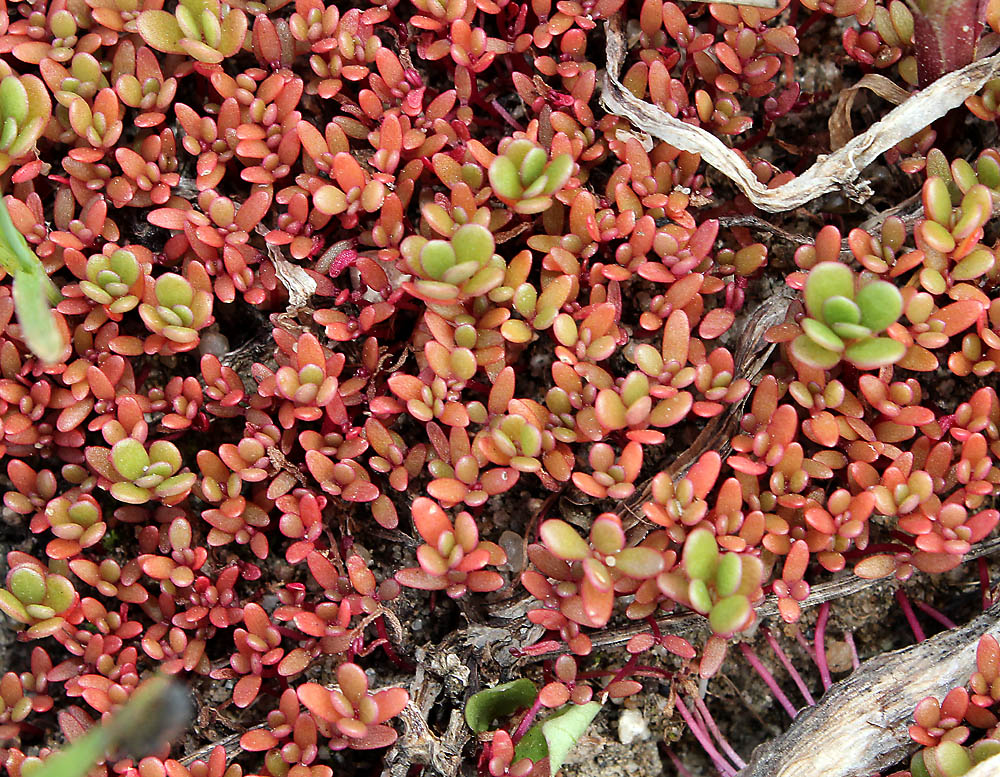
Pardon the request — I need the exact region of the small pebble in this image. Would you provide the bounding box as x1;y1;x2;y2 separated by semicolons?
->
618;708;649;745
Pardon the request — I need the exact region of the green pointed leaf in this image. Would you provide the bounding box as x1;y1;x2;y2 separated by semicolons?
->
464;679;538;733
12;271;65;364
542;700;602;774
513;720;548;764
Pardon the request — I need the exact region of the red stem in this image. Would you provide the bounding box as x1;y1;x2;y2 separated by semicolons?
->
914;600;957;630
690;692;746;769
675;696;738;777
814;601;832;692
896;589;926;642
510;694;545;745
763;627;815;706
737;642;798;719
844;630;860;671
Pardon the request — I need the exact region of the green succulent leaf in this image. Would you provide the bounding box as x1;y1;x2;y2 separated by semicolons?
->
464;679;538;733
419;240;456;281
822;295;861;326
519;146;548;186
844;336;906;369
111;438;150;481
488;155;523;199
682;528;719;581
790;334;842;369
803;262;855;321
451;223;495;266
855;280;903;332
136;10;186;54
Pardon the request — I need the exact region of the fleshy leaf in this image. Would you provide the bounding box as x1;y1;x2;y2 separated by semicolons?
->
804;262;854;320
464;679;538;733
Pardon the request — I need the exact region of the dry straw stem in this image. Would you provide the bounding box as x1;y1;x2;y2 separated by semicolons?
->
740;598;1000;777
602;15;1000;212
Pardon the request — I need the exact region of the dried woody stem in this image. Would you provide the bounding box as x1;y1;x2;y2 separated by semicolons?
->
601;13;1000;212
740;598;1000;777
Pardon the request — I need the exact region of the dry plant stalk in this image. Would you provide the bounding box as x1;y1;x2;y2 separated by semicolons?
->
602;14;1000;212
739;600;1000;777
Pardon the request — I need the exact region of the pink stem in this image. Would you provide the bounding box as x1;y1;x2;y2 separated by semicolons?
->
815;601;832;691
691;692;746;769
490;99;524;131
914;600;957;630
675;696;738;777
763;627;815;706
896;589;926;642
664;747;695;777
844;630;860;671
793;626;817;663
738;642;798;719
510;695;544;745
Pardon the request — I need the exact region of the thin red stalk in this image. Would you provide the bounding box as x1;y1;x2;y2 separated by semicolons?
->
606;654;639;688
675;696;738;777
914;600;957;630
844;630;860;671
691;691;746;769
895;589;926;642
664;747;696;777
793;626;817;663
815;601;832;691
490;99;524;130
763;627;815;706
737;642;798;719
510;695;545;745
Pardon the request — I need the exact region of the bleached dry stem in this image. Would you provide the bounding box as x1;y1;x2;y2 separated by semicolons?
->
602;14;1000;212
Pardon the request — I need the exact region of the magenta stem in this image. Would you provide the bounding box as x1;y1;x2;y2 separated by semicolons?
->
510;695;544;745
664;747;695;777
490;99;524;130
691;691;746;769
895;589;926;642
675;696;738;777
793;626;817;663
763;627;815;706
914;600;957;630
814;601;832;692
844;630;860;671
738;642;798;719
